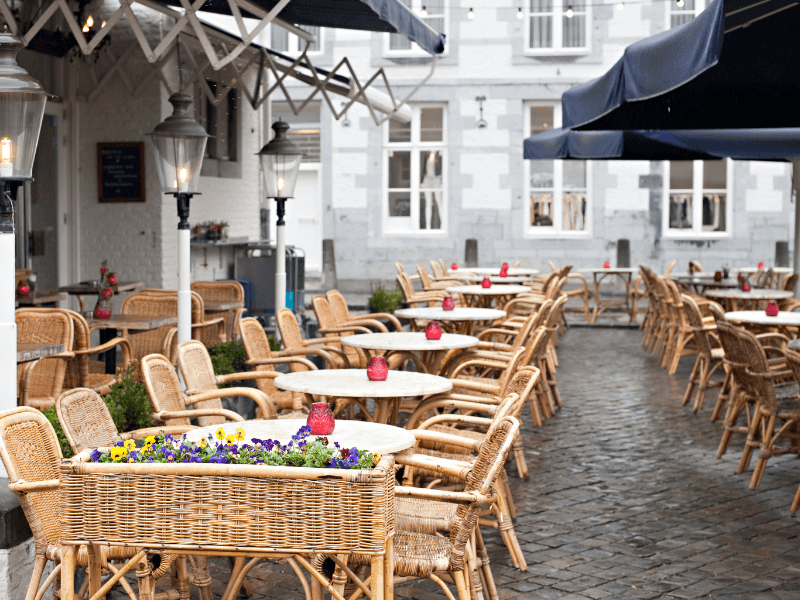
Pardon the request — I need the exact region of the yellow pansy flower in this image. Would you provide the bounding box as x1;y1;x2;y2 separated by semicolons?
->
123;440;136;451
199;438;207;448
373;453;381;465
109;447;127;461
215;427;226;440
225;434;236;445
235;428;246;441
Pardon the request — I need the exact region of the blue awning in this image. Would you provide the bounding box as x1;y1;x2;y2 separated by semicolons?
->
159;0;446;55
562;0;800;130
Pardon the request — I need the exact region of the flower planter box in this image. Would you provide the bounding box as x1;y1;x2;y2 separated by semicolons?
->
60;454;395;554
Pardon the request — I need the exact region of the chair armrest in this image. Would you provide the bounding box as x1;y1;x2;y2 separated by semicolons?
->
213;371;279;387
450;358;509;379
302;337;344;347
73;337;132;358
449;378;502;394
184;387;277;419
406;399;498;429
356;313;404;331
416;414;494;431
395;485;488;506
245;356;318;370
8;479;60;493
393;450;474;480
192;316;225;328
318;325;373;335
154;408;246;423
408;429;483;452
120;426;196;440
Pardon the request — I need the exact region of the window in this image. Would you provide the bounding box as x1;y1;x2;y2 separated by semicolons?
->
386;0;446;55
384;105;446;234
195;70;240;177
526;0;589;54
663;159;731;237
270;24;322;54
668;0;706;28
272;101;321;164
524;103;590;236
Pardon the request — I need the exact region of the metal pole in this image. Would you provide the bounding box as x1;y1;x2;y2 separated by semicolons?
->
176;193;192;343
275;197;287;314
793;160;800;298
0;181;16;412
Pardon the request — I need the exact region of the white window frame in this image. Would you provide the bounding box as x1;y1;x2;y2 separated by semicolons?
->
524;0;591;56
270;24;324;56
382;103;448;236
661;159;733;239
666;0;706;29
383;0;448;57
523;101;592;238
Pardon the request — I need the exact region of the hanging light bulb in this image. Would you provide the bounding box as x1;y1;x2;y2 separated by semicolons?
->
617;2;624;9
420;5;427;16
566;5;574;18
517;7;524;19
677;0;684;6
467;7;474;19
101;20;106;28
82;23;89;33
86;15;94;28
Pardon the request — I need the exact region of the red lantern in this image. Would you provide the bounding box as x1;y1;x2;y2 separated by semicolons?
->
481;277;492;288
742;283;751;292
367;356;388;381
93;308;112;319
442;296;455;311
765;302;779;317
499;270;508;278
501;262;509;271
758;262;764;269
425;321;443;340
603;261;610;269
307;402;335;435
17;283;29;297
451;263;458;270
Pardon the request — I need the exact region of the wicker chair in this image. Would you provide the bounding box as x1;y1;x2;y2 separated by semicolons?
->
177;340;282;426
16;308;74;410
430;260;461;281
351;417;520;600
141;353;261;427
276;308;352;369
326;289;403;332
191;280;246;342
397;271;449;307
680;295;727;413
312;295;375;368
418;264;455;291
0;406;192;600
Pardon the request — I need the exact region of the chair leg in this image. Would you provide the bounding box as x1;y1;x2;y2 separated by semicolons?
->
512;437;529;479
527;393;543;427
474;528;499;600
738;409;765;474
750;414;778;488
792;482;800;512
682;355;702;406
452;569;472;600
711;368;732;422
691;358;710;413
24;555;47;600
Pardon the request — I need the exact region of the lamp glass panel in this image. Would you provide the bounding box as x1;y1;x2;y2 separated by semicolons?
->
0;92;46;178
261;152;302;198
151;133;207;193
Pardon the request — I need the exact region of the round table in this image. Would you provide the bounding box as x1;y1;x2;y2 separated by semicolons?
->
184;418;416;455
446;284;531;309
394;307;506;335
704;289;793;311
449;267;539;276
274;369;452;424
341;331;478;374
671;275;740;294
725;310;800;337
579;268;638;322
736;267;794;274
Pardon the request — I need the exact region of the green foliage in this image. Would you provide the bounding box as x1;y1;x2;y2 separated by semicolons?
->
207;339;247;376
368;287;403;314
268;335;280;352
42;407;73;458
104;364;154;433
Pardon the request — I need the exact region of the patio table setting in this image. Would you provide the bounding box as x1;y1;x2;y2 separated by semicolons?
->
446;284;531;309
394;306;506;335
703;288;793;311
579;267;638;322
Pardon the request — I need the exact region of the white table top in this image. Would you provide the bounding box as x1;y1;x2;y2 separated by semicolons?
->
724;311;800;326
454;274;532;283
184;419;416;455
579;267;638;274
449;267;539;276
340;332;479;351
446;285;530;296
736;267;794;274
274;369;452;398
705;289;793;300
395;307;506;322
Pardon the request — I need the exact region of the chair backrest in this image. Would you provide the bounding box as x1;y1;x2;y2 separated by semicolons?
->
438;259;449;273
545;293;569;329
312;295;338;333
395;262;407;276
16;308;73;406
326;289;353;325
276;309;305;352
781;273;799;293
430;260;445;278
0;407;63;552
56;387;121;453
191;280;245;341
141;353;191;426
121;290;178;361
497;347;527;398
448;417;519;559
503;367;540;418
680;294;715;357
663;260;677;276
417;265;437;290
396;272;416;302
176;340;226;427
239;317;308;402
716;322;775;411
688;260;703;274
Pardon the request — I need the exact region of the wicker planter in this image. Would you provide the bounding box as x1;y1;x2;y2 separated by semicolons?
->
60;454;395;554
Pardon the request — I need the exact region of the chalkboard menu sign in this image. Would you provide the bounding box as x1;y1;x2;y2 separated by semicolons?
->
97;142;145;203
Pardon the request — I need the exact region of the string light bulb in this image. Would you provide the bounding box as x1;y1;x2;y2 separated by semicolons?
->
420;5;427;16
676;0;684;6
467;7;474;19
517;7;524;18
566;5;574;18
617;2;624;9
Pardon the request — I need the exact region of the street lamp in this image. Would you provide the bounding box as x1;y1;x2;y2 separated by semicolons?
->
149;92;210;344
258;120;302;314
0;31;51;411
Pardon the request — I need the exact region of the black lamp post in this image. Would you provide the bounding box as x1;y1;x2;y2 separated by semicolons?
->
257;120;302;313
0;31;51;411
149;92;210;344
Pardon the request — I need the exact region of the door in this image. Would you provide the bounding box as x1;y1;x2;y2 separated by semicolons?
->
270;166;322;274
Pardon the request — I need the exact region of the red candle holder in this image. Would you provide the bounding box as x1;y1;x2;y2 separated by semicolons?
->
307;402;335;435
499;270;508;278
481;277;492;288
765;302;779;317
367;356;388;381
501;262;509;271
757;262;764;269
742;283;751;292
451;263;458;270
442;296;455;311
17;284;30;297
603;261;610;269
426;321;442;340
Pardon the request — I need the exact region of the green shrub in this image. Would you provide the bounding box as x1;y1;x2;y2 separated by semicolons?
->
268;335;280;352
368;287;403;314
42;407;72;458
104;363;154;433
207;339;248;377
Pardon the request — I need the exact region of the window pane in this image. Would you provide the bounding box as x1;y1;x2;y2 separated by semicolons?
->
419;151;442;186
271;24;289;52
563;14;585;48
420;108;444;142
419;191;442;229
669;193;693;229
703;160;726;189
531;193;554;227
670;161;693;189
563;161;585;188
388;151;411;188
530;0;553;13
388;192;411;217
530;106;554;135
702;193;726;232
530;160;554;188
389;118;411;143
530;15;553;48
562;193;586;230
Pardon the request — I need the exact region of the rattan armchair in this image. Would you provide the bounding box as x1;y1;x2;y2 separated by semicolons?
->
351;417;520;600
191;280;247;342
0;406;194;600
680;295;727;414
276;308;352;369
141;353;262;427
16;308;74;410
177;340;285;423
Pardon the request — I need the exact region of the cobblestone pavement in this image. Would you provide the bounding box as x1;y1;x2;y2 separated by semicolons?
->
124;327;800;599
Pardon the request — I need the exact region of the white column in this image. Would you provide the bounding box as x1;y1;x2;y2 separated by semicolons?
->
793;160;800;298
0;232;15;412
275;221;286;313
178;227;191;344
